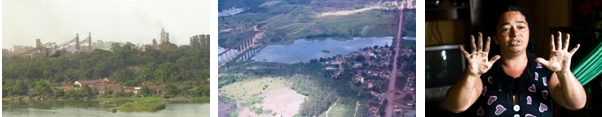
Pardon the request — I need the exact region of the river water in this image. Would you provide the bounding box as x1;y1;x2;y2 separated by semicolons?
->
251;37;394;63
2;100;210;117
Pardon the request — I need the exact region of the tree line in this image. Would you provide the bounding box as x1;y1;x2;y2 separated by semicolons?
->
3;39;210;99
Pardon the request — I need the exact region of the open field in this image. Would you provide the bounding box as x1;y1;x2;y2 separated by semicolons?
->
219;77;289;101
219;76;306;117
258;88;306;117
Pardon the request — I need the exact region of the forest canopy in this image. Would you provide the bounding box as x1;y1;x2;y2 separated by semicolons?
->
3;41;210;89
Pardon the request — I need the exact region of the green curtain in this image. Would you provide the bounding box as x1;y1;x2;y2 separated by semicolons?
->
573;39;602;85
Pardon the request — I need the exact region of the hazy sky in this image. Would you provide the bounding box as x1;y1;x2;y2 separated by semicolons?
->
2;0;210;49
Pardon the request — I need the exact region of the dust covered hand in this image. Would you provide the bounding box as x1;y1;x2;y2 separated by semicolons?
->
535;31;580;73
460;32;501;77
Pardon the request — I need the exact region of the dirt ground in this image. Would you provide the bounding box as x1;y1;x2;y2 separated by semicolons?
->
259;88;306;117
236;88;306;117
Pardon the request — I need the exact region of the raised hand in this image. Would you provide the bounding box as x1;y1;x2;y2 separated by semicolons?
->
460;32;501;76
536;31;580;73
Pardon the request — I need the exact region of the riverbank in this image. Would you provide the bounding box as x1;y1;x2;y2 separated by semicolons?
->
114;101;166;112
3;100;210;117
3;96;209;103
91;96;210;103
164;96;210;103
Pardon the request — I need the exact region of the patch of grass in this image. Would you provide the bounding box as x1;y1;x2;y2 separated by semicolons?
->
114;101;166;112
228;108;238;117
165;97;210;103
249;106;274;115
326;101;355;117
241;96;263;107
191;97;210;103
251;106;264;114
219;96;237;104
219;77;289;101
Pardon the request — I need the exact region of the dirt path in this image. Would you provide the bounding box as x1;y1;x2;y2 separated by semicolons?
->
353;101;360;117
253;25;260;31
287;18;323;36
318;6;378;17
324;101;337;117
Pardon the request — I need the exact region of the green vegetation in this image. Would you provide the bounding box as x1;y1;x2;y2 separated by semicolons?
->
190;97;211;103
218;0;412;47
3;39;210;100
165;97;210;103
321;50;331;53
114;101;166;112
219;77;288;101
324;101;355;117
251;106;272;114
228;108;238;117
219;62;358;116
219;43;413;116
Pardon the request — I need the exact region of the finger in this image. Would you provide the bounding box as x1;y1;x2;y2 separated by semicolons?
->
569;44;580;55
550;34;556;51
459;45;471;59
535;57;550;68
471;35;477;53
488;55;501;65
564;33;570;51
484;36;491;52
477;32;483;52
557;31;563;50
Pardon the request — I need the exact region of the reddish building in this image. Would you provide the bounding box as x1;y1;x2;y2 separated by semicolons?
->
74;78;110;88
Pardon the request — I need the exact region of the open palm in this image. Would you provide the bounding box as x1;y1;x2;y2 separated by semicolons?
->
536;31;580;73
460;33;501;76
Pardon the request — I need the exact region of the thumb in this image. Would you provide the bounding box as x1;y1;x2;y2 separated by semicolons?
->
488;55;501;65
535;57;550;67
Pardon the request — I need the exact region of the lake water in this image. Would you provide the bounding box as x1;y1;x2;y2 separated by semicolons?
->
2;101;210;117
251;37;394;63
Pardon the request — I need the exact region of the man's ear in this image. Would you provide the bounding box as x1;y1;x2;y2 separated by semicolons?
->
493;37;498;45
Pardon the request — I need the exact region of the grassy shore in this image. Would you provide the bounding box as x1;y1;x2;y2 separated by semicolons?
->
114;101;166;112
164;96;210;103
94;96;210;103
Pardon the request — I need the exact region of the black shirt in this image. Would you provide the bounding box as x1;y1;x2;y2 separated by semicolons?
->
456;59;555;117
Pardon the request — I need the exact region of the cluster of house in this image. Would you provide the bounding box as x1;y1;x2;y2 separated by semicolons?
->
57;78;166;96
323;46;393;72
320;46;417;117
354;70;390;83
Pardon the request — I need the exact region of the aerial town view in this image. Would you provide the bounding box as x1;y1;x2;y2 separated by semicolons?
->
218;0;416;117
2;0;210;117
